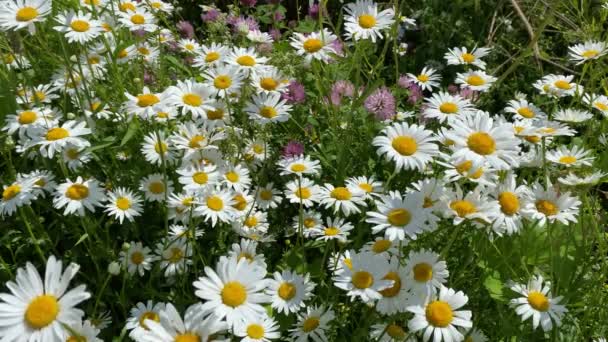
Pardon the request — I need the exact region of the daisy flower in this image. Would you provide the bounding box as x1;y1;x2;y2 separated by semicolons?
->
118;8;157;32
124;86;170;119
177;164;219;193
333;251;392;302
246;29;274;44
193;255;271;327
583;93;608;117
444;46;491;69
422;91;475;123
509;275;567;332
145;0;174;14
204;65;246;97
345;175;383;200
343;0;395;42
222;164;252;192
245;92;292;125
178;38;200;54
407;67;441;91
104;187;143;224
61;143;91;171
442;185;498;226
289;305;335;342
455;70;497;92
193;42;230;69
311;217;354;243
407;285;472;342
18;169;56;199
558;171;607;186
140;173;173;202
0;0;51;33
32;120;91;158
251;67;289;94
553;108;593;123
234;315;280;342
278;154;322;177
63;319;102;342
155;237;192;277
195;188;237;227
168;79;215;118
441;156;497;187
0;256;90;341
53;11;103;44
490;174;530;236
266;270;315;315
366;191;431;241
139;303;228;342
126;301;165;340
1;178;36;216
504;99;546;120
522;182;581;225
16;83;59;106
361;237;398;257
227;47;269;75
53;177;106;216
228;239;267;268
546;145;594;167
255;183;283;210
568;40;607;64
292;210;323;238
119;241;157;276
536;74;582;97
370;323;415;342
290;28;338;63
319;184;366;216
141;131;176;166
404;249;449;297
375;256;413;315
372;122;439;172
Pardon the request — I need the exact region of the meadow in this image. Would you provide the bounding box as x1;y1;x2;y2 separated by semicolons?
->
0;0;607;341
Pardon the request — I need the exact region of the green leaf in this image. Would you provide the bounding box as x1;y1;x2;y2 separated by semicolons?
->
483;271;506;302
120;119;139;146
74;233;89;247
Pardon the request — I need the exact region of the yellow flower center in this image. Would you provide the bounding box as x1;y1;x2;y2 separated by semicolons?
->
303;38;323;53
358;14;376;28
168;247;183;263
527;291;550;311
120;2;136;11
225;171;239;183
183;93;202;106
413;262;433;282
233;194;247;211
130;14;145;25
238;252;253;262
117;49;129;58
70;20;90;32
425;301;453;327
387;208;411;226
391;136;418;156
517;107;535;118
379;272;401;297
324;227;340;236
116;197;131;210
174;333;200;342
259;190;273;201
558;155;577;164
46;127;69;141
278;282;297;300
139;311;159;329
358;183;373;192
65;184;89;200
371;239;392;253
66;148;79;160
205;52;220;62
423;196;434;208
138;47;149;55
498;191;519;216
154;142;168;154
525;135;541;144
16;7;38;21
535;200;558;216
192;172;208;185
221;281;247;307
24;295;60;329
244;216;258;227
67;336;80;342
260;106;277;118
31;91;46;102
236;55;256;66
450;200;476;217
302;317;320;332
467;132;496;155
554;80;571;90
3;184;21;201
581;49;599;58
594;102;608;111
206;196;224;211
131;251;144;264
207;108;225;120
4;54;15;63
304;217;316;228
386;324;406;339
352;271;374;289
182;197;193;207
417;74;429;82
330;187;351;200
18;111;37;124
296;187;311;199
290;163;307;172
247;324;265;339
461;53;475;63
137;94;160;107
188;135;205;148
184;44;195;51
214;75;232;89
253;144;264;154
466;75;485;86
260;77;278;91
439;102;458;114
148;182;164;194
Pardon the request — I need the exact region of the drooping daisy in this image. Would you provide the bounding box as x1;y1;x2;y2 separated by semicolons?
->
141;131;176;166
292;210;323;238
508;274;567;332
407;285;472;342
246;29;274;44
0;256;90;341
366;191;431;241
227;47;269;75
289;305;335;342
455;70;497;92
139;303;228;342
18;169;56;199
422;91;476;123
140;173;173;202
407;67;441;91
193;42;230;69
490;174;530;236
126;301;166;340
361;237;398;258
53;11;103;44
370;322;416;342
522;182;581;226
195;188;237;227
168;79;215;118
1;178;36;216
375;256;413;315
0;0;52;33
319;184;366;216
61;143;91;171
546;145;594;168
119;241;157;276
204;65;246;97
444;46;491;69
155;237;192;277
266;270;315;315
118;8;157;32
333;251;392;303
245;92;293;125
568;40;607;64
32;120;91;158
372;122;439;172
583;93;608;117
105;187;143;224
290;28;338;63
343;0;395;42
558;171;607;186
255;183;283;210
278;154;322;177
463;328;489;342
193;255;271;327
167;192;197;223
504;99;546;121
553;108;593;123
228;239;267;269
63;319;102;342
53;177;106;216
